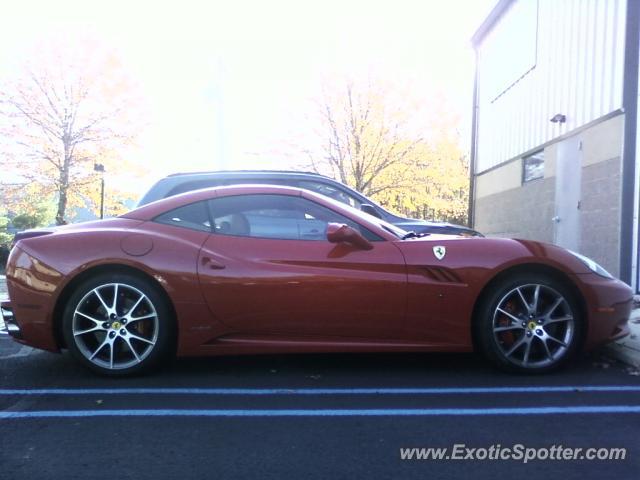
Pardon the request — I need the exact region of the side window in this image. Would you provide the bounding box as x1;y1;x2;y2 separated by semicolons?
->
154;201;211;232
221;178;289;187
167;180;223;198
298;181;363;209
208;194;382;241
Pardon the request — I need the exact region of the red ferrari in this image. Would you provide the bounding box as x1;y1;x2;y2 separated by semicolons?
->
1;185;632;375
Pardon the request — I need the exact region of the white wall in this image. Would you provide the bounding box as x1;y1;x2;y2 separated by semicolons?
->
475;0;627;173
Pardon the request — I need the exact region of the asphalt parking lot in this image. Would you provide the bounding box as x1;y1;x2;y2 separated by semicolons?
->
1;333;640;480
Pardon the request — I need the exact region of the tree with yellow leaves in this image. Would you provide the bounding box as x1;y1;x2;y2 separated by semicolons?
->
0;33;145;225
301;79;469;224
375;137;469;224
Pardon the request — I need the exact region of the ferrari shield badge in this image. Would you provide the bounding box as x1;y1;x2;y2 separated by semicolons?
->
433;245;446;260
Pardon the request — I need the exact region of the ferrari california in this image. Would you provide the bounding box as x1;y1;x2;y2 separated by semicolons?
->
1;185;632;375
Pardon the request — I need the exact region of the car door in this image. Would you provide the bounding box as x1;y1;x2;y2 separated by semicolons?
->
197;192;408;339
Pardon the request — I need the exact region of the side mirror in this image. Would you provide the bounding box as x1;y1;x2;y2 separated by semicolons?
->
360;204;382;219
326;223;373;250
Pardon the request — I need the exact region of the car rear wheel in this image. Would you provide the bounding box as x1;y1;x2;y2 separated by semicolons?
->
62;273;174;376
476;274;583;373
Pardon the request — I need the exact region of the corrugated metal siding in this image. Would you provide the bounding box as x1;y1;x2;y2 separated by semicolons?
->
475;0;627;173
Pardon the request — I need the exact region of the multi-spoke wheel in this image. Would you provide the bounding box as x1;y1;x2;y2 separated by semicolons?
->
476;274;582;373
63;273;174;375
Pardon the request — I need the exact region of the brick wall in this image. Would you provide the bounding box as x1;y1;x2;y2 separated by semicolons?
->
580;157;621;277
474;177;555;243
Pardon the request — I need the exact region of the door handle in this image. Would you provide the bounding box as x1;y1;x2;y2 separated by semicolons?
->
552;216;560;223
201;256;226;270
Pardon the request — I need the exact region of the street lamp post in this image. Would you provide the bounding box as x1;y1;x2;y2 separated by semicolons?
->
94;163;105;220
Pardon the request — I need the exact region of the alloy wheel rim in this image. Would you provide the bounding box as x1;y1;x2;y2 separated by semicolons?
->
72;283;159;370
492;283;574;368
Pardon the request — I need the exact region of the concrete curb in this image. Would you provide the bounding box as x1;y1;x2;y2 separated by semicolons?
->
605;308;640;369
0;275;6;302
0;276;6;332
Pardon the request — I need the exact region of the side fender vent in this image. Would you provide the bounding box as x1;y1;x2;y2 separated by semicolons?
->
418;266;463;284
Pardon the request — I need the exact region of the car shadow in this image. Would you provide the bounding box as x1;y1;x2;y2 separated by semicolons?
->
0;344;630;387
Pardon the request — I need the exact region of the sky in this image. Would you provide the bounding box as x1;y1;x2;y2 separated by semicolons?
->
0;0;496;195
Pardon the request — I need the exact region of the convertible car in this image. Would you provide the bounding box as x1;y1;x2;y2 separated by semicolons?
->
1;185;632;375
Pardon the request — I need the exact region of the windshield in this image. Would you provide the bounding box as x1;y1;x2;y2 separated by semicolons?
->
312;193;408;239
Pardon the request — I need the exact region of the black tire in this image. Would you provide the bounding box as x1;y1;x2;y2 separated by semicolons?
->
62;272;174;376
475;273;583;373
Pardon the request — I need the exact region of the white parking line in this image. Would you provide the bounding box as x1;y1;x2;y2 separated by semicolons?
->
2;405;640;419
0;345;33;360
1;385;640;395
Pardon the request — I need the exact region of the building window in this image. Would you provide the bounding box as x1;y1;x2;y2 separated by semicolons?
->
523;151;544;183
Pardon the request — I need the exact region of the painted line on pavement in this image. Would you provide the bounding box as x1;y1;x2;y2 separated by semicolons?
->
2;405;640;419
1;385;640;396
0;345;34;359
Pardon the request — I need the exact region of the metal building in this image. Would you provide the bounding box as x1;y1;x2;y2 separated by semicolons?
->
469;0;640;289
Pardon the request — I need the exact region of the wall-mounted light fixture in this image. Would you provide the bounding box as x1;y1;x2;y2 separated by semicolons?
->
550;113;566;123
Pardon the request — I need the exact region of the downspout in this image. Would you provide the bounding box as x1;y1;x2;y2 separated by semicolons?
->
468;47;480;229
620;0;640;286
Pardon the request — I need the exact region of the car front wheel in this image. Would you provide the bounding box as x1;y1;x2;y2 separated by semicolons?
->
476;274;582;373
62;273;174;376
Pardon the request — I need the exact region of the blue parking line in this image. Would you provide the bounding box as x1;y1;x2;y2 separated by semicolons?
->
2;405;640;419
1;385;640;396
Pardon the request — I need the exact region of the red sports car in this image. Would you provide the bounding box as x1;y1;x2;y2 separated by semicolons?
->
1;185;632;375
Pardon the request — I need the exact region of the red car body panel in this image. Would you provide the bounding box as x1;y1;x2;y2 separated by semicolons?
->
3;185;632;358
